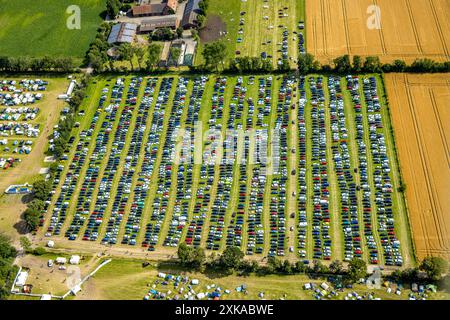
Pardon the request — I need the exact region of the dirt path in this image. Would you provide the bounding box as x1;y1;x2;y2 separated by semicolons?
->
286;79;298;260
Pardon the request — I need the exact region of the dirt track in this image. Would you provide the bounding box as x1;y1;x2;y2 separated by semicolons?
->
307;0;450;63
386;73;450;261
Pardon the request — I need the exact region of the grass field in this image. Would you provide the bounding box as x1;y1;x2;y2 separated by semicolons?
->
8;255;450;300
0;0;105;62
32;74;414;269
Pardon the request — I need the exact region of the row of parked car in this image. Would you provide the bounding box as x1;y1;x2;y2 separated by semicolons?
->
361;76;402;266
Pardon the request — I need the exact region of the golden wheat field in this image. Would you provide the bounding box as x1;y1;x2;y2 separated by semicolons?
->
386;73;450;261
307;0;450;63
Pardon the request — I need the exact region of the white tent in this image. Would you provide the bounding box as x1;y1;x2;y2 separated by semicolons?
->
69;255;80;265
16;271;28;287
56;257;67;264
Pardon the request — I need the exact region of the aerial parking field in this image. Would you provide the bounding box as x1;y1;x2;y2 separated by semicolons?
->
197;0;305;68
0;78;68;191
385;73;450;261
37;74;413;268
0;0;105;61
307;0;450;64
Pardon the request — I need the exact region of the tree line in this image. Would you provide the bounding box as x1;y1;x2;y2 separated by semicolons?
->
0;234;17;300
177;244;449;287
0;56;75;73
298;53;450;74
23;75;90;232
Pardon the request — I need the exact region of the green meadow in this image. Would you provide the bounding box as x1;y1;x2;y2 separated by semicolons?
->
0;0;105;62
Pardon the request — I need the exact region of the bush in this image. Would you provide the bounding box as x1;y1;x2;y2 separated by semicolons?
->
32;247;47;256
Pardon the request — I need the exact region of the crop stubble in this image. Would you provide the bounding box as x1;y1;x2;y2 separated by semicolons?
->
307;0;450;63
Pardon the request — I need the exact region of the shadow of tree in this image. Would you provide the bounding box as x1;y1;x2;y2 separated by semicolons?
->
21;194;34;204
13;220;30;235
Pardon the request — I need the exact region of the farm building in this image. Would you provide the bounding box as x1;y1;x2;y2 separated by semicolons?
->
165;0;178;13
108;23;138;45
169;39;187;66
132;0;177;17
181;0;201;29
138;16;180;33
132;4;164;17
183;39;197;66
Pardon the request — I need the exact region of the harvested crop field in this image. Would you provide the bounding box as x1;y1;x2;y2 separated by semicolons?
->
386;73;450;261
307;0;450;63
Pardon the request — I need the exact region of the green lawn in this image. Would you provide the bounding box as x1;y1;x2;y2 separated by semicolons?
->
0;0;105;62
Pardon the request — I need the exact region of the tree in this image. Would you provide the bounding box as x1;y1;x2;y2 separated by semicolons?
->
27;199;44;213
0;234;17;260
329;260;344;274
32;247;47;256
191;29;199;41
197;14;206;28
0;56;10;71
333;55;351;73
218;246;244;271
352;55;362;73
267;256;283;272
282;259;293;274
151;27;176;41
23;208;39;231
202;41;227;71
119;43;135;70
312;259;329;274
106;0;121;18
278;59;290;72
134;46;146;70
363;56;382;73
169;47;182;67
146;43;162;70
176;27;184;39
420;257;449;281
177;243;206;269
33;180;51;201
0;234;17;300
346;258;367;283
199;0;209;14
298;53;317;74
392;59;407;72
20;237;32;252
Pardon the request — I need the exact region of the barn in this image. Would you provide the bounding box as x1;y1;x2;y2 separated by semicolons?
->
132;4;166;17
138;16;180;34
132;0;178;17
181;0;202;29
108;23;138;45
